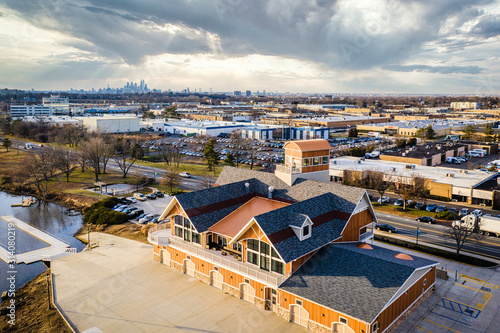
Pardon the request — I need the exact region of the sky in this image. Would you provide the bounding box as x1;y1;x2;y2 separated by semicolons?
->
0;0;499;94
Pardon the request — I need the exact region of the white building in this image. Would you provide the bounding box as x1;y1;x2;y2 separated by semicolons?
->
10;105;52;118
78;116;140;133
42;95;70;115
164;120;248;137
240;126;274;140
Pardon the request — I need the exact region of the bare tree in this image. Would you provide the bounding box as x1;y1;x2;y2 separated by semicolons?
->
230;131;244;167
446;222;482;255
80;137;106;181
368;171;388;203
198;176;216;190
53;148;76;182
113;139;138;178
242;138;258;170
77;151;86;172
389;175;427;210
162;169;181;193
100;140;114;174
159;143;173;166
172;145;183;168
18;149;57;200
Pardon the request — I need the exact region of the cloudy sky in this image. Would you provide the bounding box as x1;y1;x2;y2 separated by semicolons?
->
0;0;499;94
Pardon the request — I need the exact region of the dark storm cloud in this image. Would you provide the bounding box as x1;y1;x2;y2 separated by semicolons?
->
471;15;500;38
1;0;498;70
384;64;484;74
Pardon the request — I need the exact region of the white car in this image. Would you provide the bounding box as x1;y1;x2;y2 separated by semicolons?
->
133;193;147;201
139;214;155;224
126;197;138;203
179;172;191;178
471;209;483;217
378;196;389;203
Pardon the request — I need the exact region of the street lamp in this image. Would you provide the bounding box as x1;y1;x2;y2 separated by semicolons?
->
416;227;420;245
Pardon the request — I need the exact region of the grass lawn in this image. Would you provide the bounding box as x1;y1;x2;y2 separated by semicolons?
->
372;202;438;218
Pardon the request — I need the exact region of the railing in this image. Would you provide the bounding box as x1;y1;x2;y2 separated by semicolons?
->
147;223;170;245
275;164;302;174
168;237;290;286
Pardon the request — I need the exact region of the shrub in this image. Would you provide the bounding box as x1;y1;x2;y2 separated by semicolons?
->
436;211;458;220
83;197;127;225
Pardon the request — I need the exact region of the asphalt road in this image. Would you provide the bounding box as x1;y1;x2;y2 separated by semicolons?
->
375;211;500;260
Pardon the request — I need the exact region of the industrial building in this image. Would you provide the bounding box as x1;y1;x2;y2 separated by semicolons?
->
78;116;140;133
260;116;389;128
163;120;248;137
42;95;70;115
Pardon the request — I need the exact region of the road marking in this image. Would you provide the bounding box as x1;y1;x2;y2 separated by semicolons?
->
460;275;498;289
423;319;462;333
454;283;492;311
415;326;432;333
378;218;500;247
429;310;471;326
439;297;481;317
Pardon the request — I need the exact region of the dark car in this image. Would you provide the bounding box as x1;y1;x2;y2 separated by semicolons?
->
416;216;436;224
153;190;164;198
394;199;404;206
447;207;457;213
118;197;132;205
435;206;447;213
375;223;397;233
415;202;426;210
426;204;438;212
146;193;157;200
128;209;144;219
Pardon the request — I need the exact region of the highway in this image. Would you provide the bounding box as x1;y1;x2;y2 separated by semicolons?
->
375;212;500;260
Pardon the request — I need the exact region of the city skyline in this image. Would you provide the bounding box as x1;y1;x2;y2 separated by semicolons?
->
1;1;499;94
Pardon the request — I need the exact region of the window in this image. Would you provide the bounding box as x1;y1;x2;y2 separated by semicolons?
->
173;216;199;245
192;232;201;244
423;278;427;286
174;226;183;238
247;252;258;265
260;256;270;270
260;242;270;255
232;242;242;252
373;322;378;332
312;157;320;165
303;225;310;237
303;158;310;166
322;156;328;164
247;239;259;251
271;259;284;274
271;247;280;258
244;278;250;284
296;300;303;306
339;316;348;324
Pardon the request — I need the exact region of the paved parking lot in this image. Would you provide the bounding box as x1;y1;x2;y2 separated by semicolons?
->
126;195;172;224
387;241;500;333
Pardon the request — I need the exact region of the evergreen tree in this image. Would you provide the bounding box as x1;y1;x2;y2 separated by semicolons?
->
2;137;11;152
462;125;476;140
203;138;220;173
484;124;495;142
224;153;236;166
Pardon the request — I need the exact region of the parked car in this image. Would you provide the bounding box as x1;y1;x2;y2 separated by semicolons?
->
128;209;144;219
375;223;397;233
114;205;129;212
394;199;404;206
126;197;138;203
135;213;148;220
117;197;132;205
149;214;161;223
122;207;138;214
459;208;470;216
179;172;191;178
472;209;483;217
416;216;436;224
426;204;438;212
415;202;426;210
146;193;157;200
139;214;155;224
435;206;447;213
112;204;126;211
153;190;164;198
378;196;389;204
447;207;457;214
133;193;147;201
406;200;415;208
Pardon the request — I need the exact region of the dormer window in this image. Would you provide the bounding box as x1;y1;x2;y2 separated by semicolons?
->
290;214;313;241
303;225;310;237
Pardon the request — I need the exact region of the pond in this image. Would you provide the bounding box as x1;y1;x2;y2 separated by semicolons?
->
0;191;85;292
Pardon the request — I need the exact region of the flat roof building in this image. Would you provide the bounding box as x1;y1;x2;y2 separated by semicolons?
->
10;105;52;118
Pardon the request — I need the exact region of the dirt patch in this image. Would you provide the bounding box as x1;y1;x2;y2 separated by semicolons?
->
75;222;149;244
0;271;71;333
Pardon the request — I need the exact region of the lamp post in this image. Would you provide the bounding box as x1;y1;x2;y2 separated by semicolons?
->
416;227;420;245
87;224;90;247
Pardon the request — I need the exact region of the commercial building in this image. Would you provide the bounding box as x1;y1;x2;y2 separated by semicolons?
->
450;102;479;110
149;139;437;333
329;156;498;206
164;120;248;137
42;95;70;115
79;116;140;133
10;104;52;118
357;119;493;137
261;116;389;129
380;142;467;166
240;126;275;140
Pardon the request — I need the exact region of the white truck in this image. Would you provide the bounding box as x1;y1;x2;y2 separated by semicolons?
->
446;157;461;164
453;214;500;237
365;151;380;159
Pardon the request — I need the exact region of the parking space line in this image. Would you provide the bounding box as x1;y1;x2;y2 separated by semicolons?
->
415;326;432;333
438;298;481;318
454;283;492;311
429;310;471;327
460;275;498;289
423;319;462;333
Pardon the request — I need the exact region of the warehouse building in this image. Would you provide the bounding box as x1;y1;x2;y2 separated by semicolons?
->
78;116;140;133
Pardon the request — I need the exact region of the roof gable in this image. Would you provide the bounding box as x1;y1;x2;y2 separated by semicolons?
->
284;139;332;152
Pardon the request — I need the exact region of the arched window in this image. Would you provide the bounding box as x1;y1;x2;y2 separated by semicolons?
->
246;239;284;274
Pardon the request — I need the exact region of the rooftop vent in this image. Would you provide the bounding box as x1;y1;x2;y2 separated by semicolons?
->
446;173;454;177
394;253;413;261
460;170;468;174
268;186;274;199
356;243;373;250
245;182;250;193
405;165;415;169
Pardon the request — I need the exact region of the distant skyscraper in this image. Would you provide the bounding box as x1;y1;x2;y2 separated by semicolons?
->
234;91;242;96
246;90;251;97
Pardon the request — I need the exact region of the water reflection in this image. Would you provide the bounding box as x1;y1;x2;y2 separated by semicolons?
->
0;191;85;292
